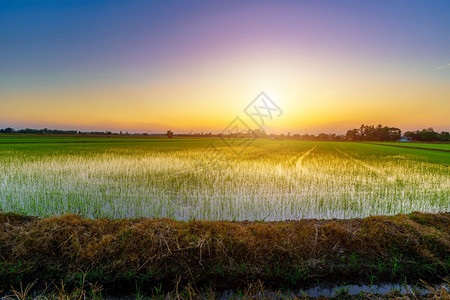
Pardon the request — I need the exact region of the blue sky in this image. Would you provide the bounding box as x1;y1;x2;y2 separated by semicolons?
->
1;1;449;133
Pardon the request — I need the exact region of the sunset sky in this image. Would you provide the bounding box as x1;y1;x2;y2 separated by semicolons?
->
1;0;449;134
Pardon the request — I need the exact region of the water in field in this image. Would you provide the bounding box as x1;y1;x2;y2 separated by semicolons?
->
219;283;449;298
0;138;448;220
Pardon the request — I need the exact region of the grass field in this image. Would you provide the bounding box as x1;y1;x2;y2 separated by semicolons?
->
366;141;450;151
0;136;448;221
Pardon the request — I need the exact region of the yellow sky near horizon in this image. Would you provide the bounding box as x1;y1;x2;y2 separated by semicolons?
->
1;1;449;134
2;55;449;134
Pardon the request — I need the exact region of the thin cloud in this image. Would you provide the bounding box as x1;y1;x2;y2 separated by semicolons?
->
430;62;450;72
420;62;450;76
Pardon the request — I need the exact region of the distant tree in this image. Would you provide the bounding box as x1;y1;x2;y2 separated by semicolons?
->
167;130;174;139
318;133;328;140
439;131;450;141
346;129;359;140
420;128;438;141
404;130;418;140
345;124;401;141
252;128;267;138
403;128;448;141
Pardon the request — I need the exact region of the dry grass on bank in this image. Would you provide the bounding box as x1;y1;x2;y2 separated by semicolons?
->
0;212;449;296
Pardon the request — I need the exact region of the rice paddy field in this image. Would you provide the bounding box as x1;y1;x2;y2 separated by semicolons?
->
366;141;450;151
0;135;448;221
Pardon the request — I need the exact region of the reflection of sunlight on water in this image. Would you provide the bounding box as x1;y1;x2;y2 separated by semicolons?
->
220;283;448;298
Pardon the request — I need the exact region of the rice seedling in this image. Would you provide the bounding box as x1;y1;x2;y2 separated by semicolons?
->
0;138;448;220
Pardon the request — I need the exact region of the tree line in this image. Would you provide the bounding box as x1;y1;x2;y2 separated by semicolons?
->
345;124;401;141
1;125;449;141
0;128;154;136
403;128;450;141
345;124;449;141
220;126;449;141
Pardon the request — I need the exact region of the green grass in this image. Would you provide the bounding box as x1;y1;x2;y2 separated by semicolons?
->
0;135;448;220
367;141;450;151
0;134;191;144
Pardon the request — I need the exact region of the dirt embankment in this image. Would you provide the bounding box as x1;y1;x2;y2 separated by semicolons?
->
0;212;448;295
